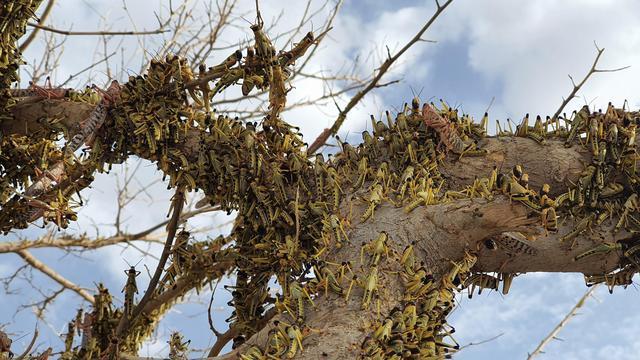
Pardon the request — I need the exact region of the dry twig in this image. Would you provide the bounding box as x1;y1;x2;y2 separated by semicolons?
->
550;42;630;123
19;0;56;52
15;250;95;304
307;0;452;154
527;285;600;359
14;325;38;360
26;22;169;36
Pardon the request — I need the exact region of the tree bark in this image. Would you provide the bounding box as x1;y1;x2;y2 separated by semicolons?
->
208;193;627;359
7;99;636;359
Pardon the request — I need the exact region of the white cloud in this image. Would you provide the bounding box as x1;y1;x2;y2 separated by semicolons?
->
441;0;640;117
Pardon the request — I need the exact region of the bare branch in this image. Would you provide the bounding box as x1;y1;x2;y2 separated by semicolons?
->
114;186;186;340
527;285;600;359
22;287;65;318
307;0;453;154
26;22;169;36
0;233;160;254
14;325;38;360
15;250;95;304
458;332;504;351
19;0;56;52
58;51;117;87
0;205;217;254
550;43;630;122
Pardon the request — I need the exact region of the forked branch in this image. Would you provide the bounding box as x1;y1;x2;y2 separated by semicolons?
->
16;250;95;304
307;0;453;154
550;42;629;122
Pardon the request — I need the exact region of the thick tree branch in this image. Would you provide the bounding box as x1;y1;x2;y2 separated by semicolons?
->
7;100;636;263
6;101;599;199
209;195;626;359
439;137;589;196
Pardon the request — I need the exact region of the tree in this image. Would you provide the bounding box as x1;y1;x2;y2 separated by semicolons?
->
1;0;638;359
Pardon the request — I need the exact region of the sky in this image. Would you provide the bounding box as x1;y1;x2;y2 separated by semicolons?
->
2;0;640;359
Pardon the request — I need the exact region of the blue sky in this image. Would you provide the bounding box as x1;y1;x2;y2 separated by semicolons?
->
2;0;640;358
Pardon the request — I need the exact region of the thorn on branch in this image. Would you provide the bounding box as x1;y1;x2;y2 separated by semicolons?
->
527;285;599;359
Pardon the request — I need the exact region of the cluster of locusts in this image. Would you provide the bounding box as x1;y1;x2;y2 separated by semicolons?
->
359;250;479;359
229;95;640;358
0;0;56;222
3;0;640;358
0;1;43;120
41;231;232;359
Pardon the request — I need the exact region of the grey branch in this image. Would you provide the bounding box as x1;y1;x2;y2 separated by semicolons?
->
527;285;599;359
16;250;95;304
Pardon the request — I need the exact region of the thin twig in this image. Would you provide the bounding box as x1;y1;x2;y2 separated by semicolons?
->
19;0;56;52
527;285;599;359
307;0;453;154
23;287;65;318
26;22;169;36
59;51;117;87
16;250;95;304
549;42;630;124
207;280;222;337
114;186;186;339
483;96;495;115
458;332;504;351
14;325;38;360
